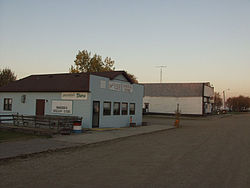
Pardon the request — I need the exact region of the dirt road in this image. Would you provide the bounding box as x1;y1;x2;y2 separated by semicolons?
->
1;114;250;188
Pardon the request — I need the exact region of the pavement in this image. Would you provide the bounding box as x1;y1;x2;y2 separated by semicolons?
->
0;124;174;161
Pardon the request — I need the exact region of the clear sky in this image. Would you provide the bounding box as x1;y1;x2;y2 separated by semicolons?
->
0;0;249;97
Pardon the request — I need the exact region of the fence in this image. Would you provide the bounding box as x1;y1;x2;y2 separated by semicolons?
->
0;113;82;133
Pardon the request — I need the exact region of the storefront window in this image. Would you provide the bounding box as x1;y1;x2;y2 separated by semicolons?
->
122;102;128;115
130;103;135;115
103;102;111;115
113;102;120;115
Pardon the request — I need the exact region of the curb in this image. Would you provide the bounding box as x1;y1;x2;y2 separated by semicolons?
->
0;126;175;163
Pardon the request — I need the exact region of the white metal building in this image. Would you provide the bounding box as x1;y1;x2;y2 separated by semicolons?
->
143;82;214;115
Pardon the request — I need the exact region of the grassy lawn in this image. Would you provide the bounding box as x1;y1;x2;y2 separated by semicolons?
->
0;130;48;143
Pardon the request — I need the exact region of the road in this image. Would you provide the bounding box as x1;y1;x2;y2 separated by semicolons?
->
1;114;250;188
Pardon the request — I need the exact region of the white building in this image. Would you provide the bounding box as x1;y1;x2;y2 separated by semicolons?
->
143;82;214;115
0;71;144;128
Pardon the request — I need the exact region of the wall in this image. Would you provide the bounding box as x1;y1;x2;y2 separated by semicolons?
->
204;85;214;114
143;96;203;115
0;92;92;128
0;74;144;129
204;86;214;97
204;102;213;114
89;75;144;128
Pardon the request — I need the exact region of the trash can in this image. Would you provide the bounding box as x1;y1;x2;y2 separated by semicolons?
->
73;120;82;133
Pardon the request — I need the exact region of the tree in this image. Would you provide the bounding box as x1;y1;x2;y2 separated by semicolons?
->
214;92;223;110
0;68;17;87
227;95;250;112
70;50;138;83
70;50;115;73
126;72;138;84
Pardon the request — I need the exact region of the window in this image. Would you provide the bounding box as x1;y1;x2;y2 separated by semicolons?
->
113;102;120;115
103;102;111;115
4;98;12;111
122;102;128;115
130;103;135;115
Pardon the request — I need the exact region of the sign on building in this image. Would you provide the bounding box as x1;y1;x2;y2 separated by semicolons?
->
61;92;88;100
109;81;121;91
122;83;133;93
52;100;72;114
108;81;133;93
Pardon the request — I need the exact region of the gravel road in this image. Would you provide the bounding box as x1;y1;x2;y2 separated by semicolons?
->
0;114;250;188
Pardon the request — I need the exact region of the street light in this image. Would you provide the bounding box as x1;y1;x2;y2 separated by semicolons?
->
223;88;230;109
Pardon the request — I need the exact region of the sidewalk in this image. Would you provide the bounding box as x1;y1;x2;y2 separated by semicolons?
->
0;124;174;161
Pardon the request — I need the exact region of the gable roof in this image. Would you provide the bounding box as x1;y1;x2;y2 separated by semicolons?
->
143;83;206;97
91;71;133;84
0;71;133;92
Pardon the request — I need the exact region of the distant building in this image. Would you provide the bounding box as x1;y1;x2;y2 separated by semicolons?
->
0;71;144;128
143;82;214;115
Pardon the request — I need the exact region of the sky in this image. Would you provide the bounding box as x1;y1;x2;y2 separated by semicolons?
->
0;0;250;97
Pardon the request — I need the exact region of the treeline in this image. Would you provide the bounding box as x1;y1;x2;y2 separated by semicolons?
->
227;96;250;112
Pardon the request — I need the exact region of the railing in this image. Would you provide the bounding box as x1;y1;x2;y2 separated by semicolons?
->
0;114;14;124
0;113;82;132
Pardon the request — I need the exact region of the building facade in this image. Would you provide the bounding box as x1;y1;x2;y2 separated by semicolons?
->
143;82;214;115
0;71;144;128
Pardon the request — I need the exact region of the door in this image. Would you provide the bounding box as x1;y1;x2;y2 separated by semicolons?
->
92;101;100;128
145;103;149;113
36;99;45;116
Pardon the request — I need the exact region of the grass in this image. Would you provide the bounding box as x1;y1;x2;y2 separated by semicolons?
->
0;130;48;143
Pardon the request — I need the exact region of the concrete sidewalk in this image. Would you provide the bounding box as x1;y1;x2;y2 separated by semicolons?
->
0;124;174;161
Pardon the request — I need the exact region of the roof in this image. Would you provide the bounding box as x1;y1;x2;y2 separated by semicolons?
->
143;83;207;97
0;71;133;92
91;71;133;84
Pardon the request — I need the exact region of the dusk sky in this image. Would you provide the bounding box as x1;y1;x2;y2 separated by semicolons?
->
0;0;249;97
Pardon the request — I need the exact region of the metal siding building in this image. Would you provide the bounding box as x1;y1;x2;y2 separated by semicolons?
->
0;71;144;128
143;83;214;115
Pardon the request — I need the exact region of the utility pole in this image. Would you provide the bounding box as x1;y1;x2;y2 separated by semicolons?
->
223;88;230;109
223;90;225;109
156;66;167;83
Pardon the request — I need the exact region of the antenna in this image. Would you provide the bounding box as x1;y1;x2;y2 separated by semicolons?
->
156;66;167;83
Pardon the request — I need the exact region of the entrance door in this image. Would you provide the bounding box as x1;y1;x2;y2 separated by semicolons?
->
92;101;100;128
36;99;45;116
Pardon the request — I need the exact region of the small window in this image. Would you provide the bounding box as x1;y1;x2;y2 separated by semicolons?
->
103;102;111;115
122;102;128;115
130;103;135;115
4;98;12;111
113;102;120;115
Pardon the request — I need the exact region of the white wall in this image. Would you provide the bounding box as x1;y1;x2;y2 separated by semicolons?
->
143;96;203;115
204;86;214;97
0;75;144;129
0;92;92;128
204;103;213;114
90;75;144;128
